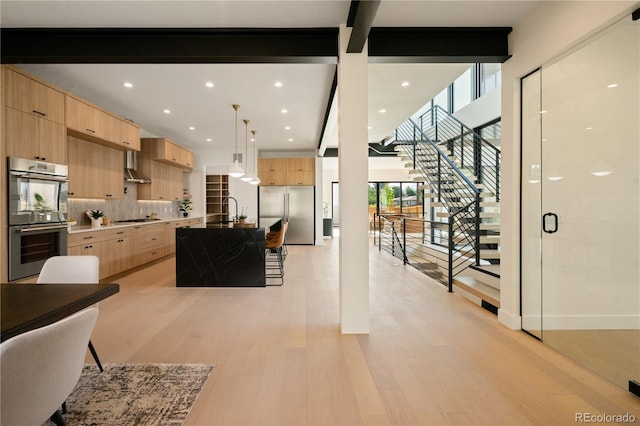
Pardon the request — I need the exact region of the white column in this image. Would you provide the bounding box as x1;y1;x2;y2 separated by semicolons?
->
338;24;369;334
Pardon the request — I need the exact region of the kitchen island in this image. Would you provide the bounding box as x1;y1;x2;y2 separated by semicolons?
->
176;227;265;287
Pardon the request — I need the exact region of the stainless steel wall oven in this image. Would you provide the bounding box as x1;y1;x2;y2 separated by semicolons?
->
8;157;68;281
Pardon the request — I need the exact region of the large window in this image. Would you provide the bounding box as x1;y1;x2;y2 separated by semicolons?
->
453;67;472;112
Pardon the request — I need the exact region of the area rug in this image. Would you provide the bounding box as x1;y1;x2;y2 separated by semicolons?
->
43;363;214;426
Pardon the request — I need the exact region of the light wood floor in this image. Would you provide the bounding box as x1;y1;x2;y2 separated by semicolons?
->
91;238;639;425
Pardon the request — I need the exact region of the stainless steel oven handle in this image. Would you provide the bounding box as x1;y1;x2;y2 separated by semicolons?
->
10;171;69;182
18;224;69;233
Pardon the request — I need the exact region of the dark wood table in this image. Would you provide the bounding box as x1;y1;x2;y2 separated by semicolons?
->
1;283;120;342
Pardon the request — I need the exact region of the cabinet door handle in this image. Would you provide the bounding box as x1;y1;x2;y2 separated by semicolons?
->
32;110;46;117
83;236;94;240
123;141;130;145
86;128;96;133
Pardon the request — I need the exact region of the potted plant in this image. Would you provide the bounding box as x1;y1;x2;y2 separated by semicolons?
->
180;198;192;217
85;209;104;228
238;207;247;224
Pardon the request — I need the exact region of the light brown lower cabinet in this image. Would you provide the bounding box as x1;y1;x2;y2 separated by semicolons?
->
138;223;166;265
67;219;203;280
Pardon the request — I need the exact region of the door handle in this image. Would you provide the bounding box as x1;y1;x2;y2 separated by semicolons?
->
542;212;558;234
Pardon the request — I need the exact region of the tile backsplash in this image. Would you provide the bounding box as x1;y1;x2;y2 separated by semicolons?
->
68;182;182;225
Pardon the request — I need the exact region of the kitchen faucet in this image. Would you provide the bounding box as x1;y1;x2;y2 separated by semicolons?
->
223;196;238;222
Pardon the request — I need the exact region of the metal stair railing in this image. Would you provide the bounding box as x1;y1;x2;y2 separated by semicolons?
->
390;118;481;288
420;105;501;201
376;213;479;291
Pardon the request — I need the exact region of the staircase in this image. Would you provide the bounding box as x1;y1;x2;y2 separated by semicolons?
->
386;105;501;312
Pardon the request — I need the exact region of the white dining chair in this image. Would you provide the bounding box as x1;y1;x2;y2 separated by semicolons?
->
37;255;104;371
0;307;99;426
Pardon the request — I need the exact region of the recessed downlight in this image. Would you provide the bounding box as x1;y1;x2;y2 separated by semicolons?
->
288;138;293;142
401;81;410;87
379;109;387;113
285;126;291;130
540;110;547;114
163;109;171;114
607;83;619;88
123;82;134;88
206;138;212;142
368;126;373;130
281;108;288;114
275;81;283;88
585;127;593;130
189;126;195;130
205;82;214;88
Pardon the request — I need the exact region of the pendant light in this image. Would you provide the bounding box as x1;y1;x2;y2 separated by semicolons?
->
228;104;245;178
250;130;261;185
240;119;254;182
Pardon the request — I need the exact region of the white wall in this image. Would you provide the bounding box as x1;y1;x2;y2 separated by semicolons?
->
452;88;501;129
499;0;638;329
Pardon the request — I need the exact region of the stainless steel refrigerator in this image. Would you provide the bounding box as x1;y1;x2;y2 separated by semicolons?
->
259;186;315;244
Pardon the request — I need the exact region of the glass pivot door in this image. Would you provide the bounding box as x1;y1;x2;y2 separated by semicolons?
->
521;16;639;393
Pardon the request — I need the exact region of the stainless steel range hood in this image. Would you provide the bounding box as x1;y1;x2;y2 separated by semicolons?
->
124;151;151;184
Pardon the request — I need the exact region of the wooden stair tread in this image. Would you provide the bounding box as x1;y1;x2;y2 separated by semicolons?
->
453;275;500;308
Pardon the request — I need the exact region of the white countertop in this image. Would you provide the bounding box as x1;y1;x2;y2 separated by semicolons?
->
67;216;204;234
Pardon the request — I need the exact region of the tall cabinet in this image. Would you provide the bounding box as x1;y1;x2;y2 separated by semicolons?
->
205;175;229;224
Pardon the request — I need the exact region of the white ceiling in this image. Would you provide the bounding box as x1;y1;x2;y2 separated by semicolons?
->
2;1;539;155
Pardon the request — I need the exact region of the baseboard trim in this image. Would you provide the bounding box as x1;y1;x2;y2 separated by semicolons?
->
498;309;521;330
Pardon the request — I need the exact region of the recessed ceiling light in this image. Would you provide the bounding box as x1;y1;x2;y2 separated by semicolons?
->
206;138;212;142
123;82;133;88
163;109;171;114
275;81;283;88
285;126;291;130
368;126;373;130
379;109;387;113
205;82;214;88
607;83;619;88
281;109;288;114
585;127;593;130
189;126;195;130
540;110;547;114
401;81;410;87
288;138;293;142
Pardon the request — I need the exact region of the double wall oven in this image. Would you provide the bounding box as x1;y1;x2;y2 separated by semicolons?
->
8;157;68;281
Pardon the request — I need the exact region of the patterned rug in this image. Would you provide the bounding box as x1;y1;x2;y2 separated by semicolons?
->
43;363;214;426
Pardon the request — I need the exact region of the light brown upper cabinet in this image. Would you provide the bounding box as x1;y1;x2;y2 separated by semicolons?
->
257;158;288;186
140;138;194;171
258;157;315;186
286;158;315;185
137;139;187;201
4;67;65;125
3;67;67;164
67;136;123;200
66;94;140;152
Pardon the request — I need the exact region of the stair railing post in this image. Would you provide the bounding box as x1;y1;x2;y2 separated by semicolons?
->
378;215;382;251
460;124;464;168
437;155;442;203
448;215;454;293
495;150;500;202
391;221;395;256
475;194;481;266
403;218;407;265
412;140;417;171
434;107;438;142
